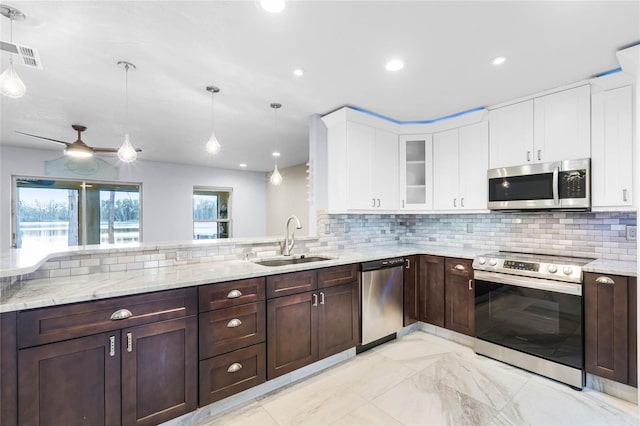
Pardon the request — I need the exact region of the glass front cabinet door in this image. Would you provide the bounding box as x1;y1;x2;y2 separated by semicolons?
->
399;134;433;211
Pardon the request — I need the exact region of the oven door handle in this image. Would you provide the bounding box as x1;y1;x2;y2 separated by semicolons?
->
474;270;582;296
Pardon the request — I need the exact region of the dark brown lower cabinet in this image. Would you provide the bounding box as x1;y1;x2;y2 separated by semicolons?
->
403;256;419;326
444;258;474;336
418;255;445;327
585;273;637;387
1;312;18;426
318;282;359;359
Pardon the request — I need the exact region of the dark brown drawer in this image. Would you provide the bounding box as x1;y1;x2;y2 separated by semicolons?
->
199;302;266;359
18;287;197;349
266;270;317;299
445;257;473;278
199;343;266;405
199;278;265;312
318;264;358;289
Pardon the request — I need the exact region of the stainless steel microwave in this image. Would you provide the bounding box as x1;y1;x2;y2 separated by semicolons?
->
487;158;590;210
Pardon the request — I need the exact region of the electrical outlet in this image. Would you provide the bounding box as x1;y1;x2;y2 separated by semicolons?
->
324;223;331;234
626;225;637;241
343;222;350;233
176;250;192;261
467;223;474;233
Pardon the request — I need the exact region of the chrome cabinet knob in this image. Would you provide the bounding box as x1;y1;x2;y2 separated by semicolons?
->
563;266;573;276
478;257;486;265
489;258;498;266
547;264;557;273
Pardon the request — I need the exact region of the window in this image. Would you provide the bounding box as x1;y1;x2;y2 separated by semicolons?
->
13;177;141;248
193;187;231;239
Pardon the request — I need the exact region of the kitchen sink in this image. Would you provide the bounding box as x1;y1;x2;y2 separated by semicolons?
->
252;254;335;267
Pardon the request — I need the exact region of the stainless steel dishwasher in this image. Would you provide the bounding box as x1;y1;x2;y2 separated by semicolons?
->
359;257;404;351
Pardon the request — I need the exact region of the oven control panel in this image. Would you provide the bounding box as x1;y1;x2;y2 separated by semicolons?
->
503;260;540;272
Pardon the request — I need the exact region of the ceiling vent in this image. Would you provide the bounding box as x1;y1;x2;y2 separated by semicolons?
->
0;40;42;69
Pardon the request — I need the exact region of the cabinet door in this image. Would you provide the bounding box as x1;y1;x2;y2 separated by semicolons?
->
373;128;399;210
18;332;121;426
403;256;419;326
346;121;375;210
318;282;359;359
444;258;474;336
591;86;633;208
489;100;534;168
121;317;198;426
585;273;629;384
458;122;489;210
399;135;433;211
534;85;591;162
418;255;445;327
267;292;318;380
433;129;460;210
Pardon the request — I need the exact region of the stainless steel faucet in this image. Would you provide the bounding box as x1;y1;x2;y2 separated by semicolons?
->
281;215;302;256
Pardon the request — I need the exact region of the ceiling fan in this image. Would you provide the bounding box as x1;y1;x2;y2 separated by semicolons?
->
16;124;142;159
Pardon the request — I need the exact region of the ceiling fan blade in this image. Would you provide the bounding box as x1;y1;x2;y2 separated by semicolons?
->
92;148;118;153
15;131;72;147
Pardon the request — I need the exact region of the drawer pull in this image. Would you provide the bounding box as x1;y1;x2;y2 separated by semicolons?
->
454;264;465;271
226;318;242;328
468;279;473;291
596;276;615;285
110;309;133;321
227;362;243;373
126;332;133;352
320;292;325;305
227;289;242;299
109;336;115;357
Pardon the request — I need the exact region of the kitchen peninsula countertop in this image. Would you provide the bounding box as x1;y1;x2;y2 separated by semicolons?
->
0;243;635;313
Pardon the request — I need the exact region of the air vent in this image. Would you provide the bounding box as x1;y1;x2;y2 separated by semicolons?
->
0;40;42;69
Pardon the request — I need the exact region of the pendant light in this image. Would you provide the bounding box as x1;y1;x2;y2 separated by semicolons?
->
0;5;26;98
269;103;283;186
117;61;138;163
205;86;222;155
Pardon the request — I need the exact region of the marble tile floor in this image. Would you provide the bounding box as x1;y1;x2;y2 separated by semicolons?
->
188;331;639;425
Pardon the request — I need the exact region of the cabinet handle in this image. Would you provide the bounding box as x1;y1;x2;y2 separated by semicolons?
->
527;151;531;162
623;189;628;202
227;289;242;299
405;259;410;269
453;198;457;207
126;332;133;353
372;198;376;207
227;362;243;373
320;292;325;305
109;336;116;357
454;264;465;271
377;198;381;208
227;318;242;328
595;276;615;285
110;309;132;321
537;150;542;161
312;293;318;306
469;279;473;291
461;197;464;208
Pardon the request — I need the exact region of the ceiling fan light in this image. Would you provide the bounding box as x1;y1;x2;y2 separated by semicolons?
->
260;0;285;13
205;131;222;155
0;61;26;98
118;134;138;163
65;145;93;159
270;164;283;186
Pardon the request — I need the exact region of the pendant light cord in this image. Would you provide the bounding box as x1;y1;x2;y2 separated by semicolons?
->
125;64;129;130
211;90;215;132
8;13;14;66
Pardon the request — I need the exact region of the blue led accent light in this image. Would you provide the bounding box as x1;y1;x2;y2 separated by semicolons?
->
595;68;622;78
347;105;486;125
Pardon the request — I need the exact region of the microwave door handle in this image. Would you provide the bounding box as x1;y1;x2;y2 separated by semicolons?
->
552;166;560;205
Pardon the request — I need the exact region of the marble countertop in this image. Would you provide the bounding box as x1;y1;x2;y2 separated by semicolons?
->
1;242;635;313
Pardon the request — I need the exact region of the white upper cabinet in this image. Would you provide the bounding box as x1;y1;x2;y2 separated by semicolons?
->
489;85;591;168
433;122;488;211
533;85;591;162
399;134;433;211
591;85;633;209
489;100;534;168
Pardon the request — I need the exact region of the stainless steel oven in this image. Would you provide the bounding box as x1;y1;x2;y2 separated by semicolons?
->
473;252;593;389
487;158;590;210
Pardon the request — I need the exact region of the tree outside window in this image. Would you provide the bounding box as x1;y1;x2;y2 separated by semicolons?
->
193;187;231;239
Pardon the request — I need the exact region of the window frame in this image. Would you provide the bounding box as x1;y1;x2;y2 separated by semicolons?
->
192;186;233;240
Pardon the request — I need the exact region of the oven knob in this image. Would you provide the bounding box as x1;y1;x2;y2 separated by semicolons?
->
489;258;498;266
547;265;557;274
563;266;573;276
478;257;486;265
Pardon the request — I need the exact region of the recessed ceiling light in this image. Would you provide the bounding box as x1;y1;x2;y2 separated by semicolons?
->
492;56;506;66
272;151;281;157
385;59;404;72
293;69;304;77
260;0;285;13
239;163;247;168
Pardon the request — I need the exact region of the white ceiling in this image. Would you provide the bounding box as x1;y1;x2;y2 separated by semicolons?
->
1;1;638;172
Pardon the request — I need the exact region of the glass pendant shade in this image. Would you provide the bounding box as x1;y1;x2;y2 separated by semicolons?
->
205;131;221;155
118;134;138;163
270;164;283;186
0;61;26;98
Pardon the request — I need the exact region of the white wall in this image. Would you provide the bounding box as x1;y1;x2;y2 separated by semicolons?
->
0;146;267;247
266;163;309;237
